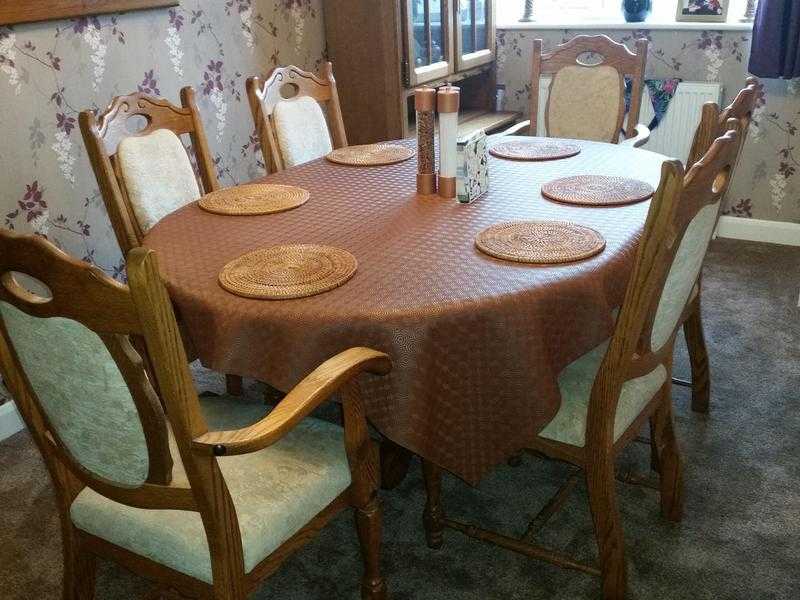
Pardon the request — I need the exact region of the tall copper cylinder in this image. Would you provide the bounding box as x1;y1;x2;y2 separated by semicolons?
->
415;88;437;195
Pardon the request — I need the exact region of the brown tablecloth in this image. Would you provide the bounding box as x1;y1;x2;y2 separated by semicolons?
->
143;138;666;483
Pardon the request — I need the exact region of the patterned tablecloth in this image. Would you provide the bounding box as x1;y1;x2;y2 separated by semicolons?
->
143;138;666;483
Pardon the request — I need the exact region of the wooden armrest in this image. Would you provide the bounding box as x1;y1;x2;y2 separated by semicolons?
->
497;119;530;137
486;120;531;145
619;124;650;148
192;347;391;456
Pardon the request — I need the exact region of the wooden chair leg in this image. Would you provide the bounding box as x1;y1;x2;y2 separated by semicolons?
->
355;496;387;600
652;395;684;523
212;587;246;600
683;301;710;414
63;530;97;600
422;459;445;549
507;450;524;467
585;457;627;600
648;417;661;474
225;374;243;397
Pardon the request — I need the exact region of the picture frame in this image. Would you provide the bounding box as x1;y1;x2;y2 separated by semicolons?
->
0;1;178;27
675;0;729;22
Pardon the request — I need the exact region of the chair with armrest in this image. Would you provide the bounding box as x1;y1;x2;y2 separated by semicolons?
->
80;88;244;397
420;125;744;600
676;77;759;413
247;62;348;173
501;35;650;148
0;229;391;600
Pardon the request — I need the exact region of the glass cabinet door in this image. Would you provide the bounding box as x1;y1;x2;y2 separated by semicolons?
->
404;0;454;86
455;0;495;71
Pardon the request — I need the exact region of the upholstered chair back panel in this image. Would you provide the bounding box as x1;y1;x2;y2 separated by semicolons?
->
650;200;721;350
0;301;149;487
117;129;201;233
273;96;333;168
546;65;622;142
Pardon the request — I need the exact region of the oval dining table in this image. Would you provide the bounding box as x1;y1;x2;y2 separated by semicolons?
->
143;137;666;485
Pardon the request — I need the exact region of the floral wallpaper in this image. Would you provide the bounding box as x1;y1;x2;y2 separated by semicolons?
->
0;0;323;406
497;28;800;224
0;0;324;278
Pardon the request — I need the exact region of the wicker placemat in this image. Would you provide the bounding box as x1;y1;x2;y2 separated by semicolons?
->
198;184;309;216
541;175;654;206
489;139;581;161
326;143;415;166
219;244;357;300
475;221;605;265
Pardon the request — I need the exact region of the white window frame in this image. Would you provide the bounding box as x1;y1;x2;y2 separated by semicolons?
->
496;0;750;27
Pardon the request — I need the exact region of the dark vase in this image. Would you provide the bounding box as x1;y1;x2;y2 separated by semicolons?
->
622;0;652;22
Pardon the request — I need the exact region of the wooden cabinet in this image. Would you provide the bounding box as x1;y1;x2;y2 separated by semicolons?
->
325;0;516;146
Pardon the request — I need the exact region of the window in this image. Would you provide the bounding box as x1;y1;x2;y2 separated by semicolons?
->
497;0;621;24
497;0;748;25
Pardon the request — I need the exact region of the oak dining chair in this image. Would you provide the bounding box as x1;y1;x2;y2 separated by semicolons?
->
247;62;348;173
420;125;744;600
79;88;244;397
677;77;759;413
504;35;650;147
0;229;391;600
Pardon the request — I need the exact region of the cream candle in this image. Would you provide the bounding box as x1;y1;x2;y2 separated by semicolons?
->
437;85;460;199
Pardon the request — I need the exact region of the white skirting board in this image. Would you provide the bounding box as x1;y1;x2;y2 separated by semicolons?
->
0;401;25;442
716;216;800;247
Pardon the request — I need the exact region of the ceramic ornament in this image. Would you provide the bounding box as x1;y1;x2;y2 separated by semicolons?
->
456;131;489;204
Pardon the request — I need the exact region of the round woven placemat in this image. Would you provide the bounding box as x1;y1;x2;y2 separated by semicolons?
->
475;221;606;265
489;139;581;161
326;143;415;166
219;244;357;300
541;175;654;206
198;184;309;216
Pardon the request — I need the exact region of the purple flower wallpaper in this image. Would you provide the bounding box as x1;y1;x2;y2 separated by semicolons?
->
0;0;324;277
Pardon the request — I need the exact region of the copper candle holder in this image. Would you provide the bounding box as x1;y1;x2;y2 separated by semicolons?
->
415;88;437;195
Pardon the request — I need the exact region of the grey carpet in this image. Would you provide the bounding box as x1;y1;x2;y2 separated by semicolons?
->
1;238;798;599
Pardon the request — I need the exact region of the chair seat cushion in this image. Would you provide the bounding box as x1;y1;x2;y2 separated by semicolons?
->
70;395;351;584
547;65;623;143
273;96;333;168
117;128;201;233
538;340;667;447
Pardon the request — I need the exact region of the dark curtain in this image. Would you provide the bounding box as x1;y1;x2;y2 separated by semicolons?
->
749;0;800;78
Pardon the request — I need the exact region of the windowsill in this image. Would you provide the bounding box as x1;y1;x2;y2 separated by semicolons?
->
498;19;753;32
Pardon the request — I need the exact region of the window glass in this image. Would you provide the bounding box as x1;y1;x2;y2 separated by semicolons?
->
412;0;446;67
461;0;475;55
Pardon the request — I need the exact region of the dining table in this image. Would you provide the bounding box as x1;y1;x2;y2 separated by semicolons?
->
143;137;667;485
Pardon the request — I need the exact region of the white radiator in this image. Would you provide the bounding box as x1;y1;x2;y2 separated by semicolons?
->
535;79;722;162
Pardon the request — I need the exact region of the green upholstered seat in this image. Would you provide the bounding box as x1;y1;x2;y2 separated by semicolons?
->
70;395;351;584
539;200;720;448
0;300;151;487
651;201;720;350
539;340;667;448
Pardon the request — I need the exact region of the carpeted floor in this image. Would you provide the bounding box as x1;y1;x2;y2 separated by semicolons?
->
1;238;799;599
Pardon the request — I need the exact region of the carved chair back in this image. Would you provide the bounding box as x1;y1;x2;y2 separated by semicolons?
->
0;229;250;585
687;77;759;166
247;62;348;173
586;124;743;451
530;35;648;143
79;88;218;257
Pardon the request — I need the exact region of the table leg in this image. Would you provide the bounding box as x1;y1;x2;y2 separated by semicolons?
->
422;459;445;549
379;438;413;490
